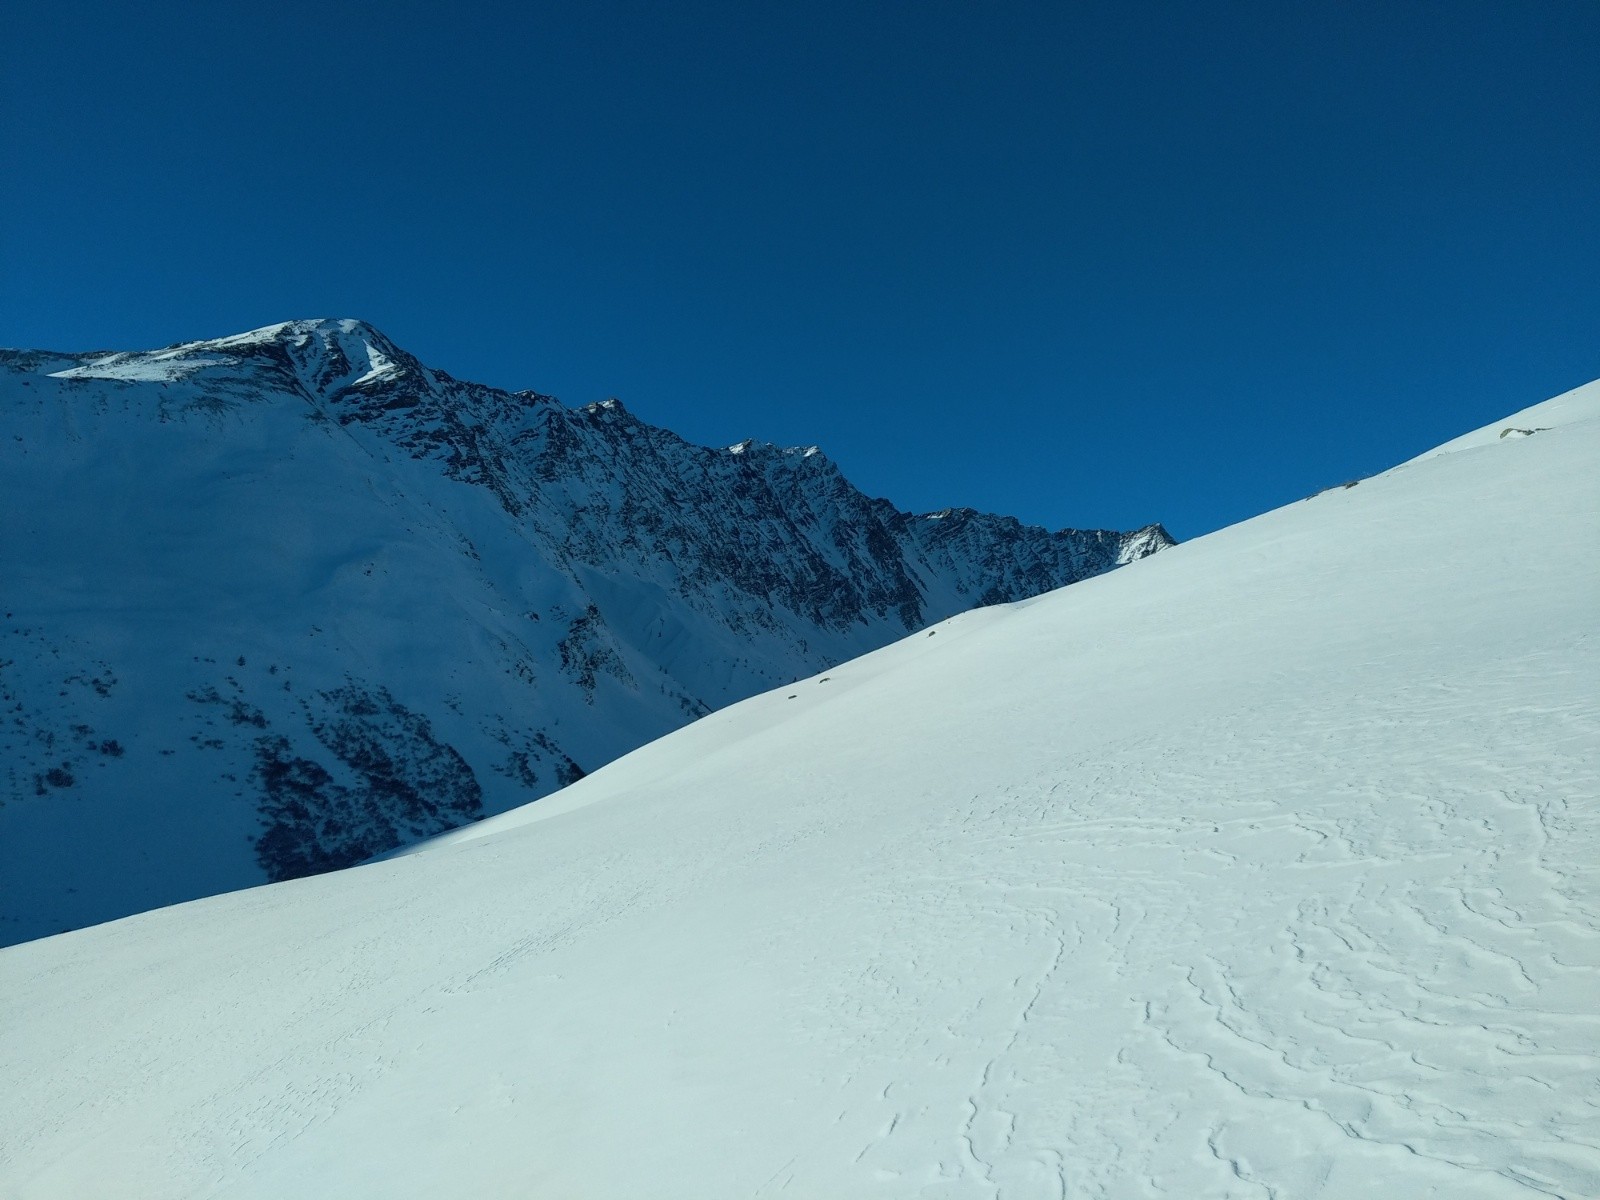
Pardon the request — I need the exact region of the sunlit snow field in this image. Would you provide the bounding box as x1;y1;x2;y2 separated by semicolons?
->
2;384;1597;1198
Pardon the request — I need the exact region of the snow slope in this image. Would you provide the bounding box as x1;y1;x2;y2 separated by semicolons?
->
1;383;1597;1198
0;319;1167;944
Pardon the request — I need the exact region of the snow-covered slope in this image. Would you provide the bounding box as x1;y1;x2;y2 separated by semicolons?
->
0;319;1168;944
2;382;1595;1199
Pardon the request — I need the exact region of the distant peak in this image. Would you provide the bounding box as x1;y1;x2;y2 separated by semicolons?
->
85;318;434;401
1117;523;1176;564
725;439;830;462
191;318;398;356
37;318;403;386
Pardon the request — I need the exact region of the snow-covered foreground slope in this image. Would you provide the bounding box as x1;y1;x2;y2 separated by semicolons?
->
2;383;1597;1199
0;319;1166;944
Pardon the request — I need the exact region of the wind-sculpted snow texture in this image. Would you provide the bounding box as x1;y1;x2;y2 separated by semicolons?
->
0;320;1169;943
2;382;1596;1199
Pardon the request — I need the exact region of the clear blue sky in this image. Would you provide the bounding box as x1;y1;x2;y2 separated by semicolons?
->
5;1;1597;538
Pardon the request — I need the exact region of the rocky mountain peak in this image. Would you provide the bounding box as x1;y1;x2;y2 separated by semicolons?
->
1117;523;1177;562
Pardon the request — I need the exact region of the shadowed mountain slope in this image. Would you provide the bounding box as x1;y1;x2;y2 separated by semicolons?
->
0;319;1168;943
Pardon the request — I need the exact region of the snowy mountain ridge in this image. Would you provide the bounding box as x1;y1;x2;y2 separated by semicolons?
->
0;319;1169;944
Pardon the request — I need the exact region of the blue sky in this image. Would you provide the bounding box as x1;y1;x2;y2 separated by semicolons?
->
5;1;1597;538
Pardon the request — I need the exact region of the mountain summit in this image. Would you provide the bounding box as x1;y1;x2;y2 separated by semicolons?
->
0;320;1170;943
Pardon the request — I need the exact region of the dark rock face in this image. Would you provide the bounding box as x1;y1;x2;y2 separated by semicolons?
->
0;318;1171;942
253;683;484;881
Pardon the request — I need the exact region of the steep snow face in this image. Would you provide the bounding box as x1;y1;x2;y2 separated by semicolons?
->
1;381;1595;1200
0;320;1169;944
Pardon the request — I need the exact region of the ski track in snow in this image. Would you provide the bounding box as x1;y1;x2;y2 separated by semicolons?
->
1;385;1598;1198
